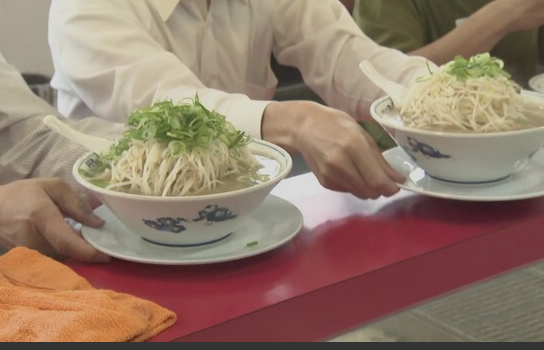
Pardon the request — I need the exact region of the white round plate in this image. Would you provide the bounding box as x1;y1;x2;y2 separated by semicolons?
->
82;195;303;265
529;73;544;94
383;147;544;202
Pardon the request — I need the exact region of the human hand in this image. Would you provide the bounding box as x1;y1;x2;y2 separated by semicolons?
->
262;101;405;199
0;178;110;263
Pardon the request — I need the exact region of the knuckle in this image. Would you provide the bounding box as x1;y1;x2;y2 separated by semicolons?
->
48;233;71;256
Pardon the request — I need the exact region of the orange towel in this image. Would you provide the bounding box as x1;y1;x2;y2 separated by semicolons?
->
0;247;177;342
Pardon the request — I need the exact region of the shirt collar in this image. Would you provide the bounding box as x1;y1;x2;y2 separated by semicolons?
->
150;0;180;21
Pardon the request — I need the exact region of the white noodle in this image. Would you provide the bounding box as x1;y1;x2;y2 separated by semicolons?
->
100;139;260;197
400;73;544;132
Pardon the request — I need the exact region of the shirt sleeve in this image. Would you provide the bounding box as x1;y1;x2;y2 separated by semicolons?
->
0;59;124;195
271;0;430;119
48;0;270;139
353;0;425;52
48;0;430;128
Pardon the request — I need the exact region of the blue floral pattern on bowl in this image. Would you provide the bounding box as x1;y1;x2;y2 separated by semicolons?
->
402;137;451;160
143;205;237;233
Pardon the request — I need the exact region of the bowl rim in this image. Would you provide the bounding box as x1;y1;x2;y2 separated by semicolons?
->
370;90;544;138
529;73;544;94
72;138;293;201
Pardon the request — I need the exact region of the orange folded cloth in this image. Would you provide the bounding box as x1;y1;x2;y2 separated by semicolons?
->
0;247;177;342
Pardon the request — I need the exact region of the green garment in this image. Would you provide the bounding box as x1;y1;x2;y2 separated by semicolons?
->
354;0;543;87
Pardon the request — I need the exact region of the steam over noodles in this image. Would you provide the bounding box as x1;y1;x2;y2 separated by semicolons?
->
82;97;266;197
400;54;544;132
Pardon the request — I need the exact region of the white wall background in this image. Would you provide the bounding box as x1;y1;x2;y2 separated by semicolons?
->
0;0;53;76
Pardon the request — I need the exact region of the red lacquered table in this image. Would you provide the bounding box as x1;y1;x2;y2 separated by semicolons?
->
67;173;544;342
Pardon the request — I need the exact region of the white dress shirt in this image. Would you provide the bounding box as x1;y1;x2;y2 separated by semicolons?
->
49;0;429;138
0;52;124;192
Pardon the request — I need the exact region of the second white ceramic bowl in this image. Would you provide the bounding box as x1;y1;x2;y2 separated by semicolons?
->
370;92;544;184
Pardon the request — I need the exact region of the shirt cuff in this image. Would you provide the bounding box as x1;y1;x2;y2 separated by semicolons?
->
223;99;273;140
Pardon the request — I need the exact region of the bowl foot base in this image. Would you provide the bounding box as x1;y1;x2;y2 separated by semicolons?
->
141;232;234;248
427;173;512;186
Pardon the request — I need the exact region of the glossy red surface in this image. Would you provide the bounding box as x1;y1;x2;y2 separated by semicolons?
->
68;174;544;342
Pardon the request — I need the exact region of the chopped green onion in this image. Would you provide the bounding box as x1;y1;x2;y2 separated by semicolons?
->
99;94;252;163
442;53;511;82
246;241;259;248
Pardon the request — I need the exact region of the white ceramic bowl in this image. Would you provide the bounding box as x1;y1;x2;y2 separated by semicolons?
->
529;73;544;94
370;91;544;184
73;139;293;247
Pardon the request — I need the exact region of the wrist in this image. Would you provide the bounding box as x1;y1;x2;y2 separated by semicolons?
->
261;100;319;152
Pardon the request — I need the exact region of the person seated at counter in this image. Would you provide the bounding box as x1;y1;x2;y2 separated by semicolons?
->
47;0;433;201
0;49;124;263
353;0;544;87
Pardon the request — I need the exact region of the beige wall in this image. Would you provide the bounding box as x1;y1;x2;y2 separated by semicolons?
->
0;0;53;76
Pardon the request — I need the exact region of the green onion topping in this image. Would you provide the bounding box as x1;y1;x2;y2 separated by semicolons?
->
101;95;251;162
442;53;511;82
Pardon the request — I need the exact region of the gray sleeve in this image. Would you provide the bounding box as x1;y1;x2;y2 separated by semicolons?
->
0;58;124;193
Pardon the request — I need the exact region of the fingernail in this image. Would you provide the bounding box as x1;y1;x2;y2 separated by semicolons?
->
64;218;83;231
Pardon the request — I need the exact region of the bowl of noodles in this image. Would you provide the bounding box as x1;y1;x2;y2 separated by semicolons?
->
370;54;544;185
73;97;292;248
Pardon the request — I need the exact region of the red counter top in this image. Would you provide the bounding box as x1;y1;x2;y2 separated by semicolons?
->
68;173;544;342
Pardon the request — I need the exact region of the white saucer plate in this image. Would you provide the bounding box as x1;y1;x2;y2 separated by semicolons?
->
529;73;544;94
383;147;544;202
82;195;304;265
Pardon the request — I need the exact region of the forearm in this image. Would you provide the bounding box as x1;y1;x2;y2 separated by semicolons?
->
1;115;123;183
409;6;507;65
0;61;124;187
